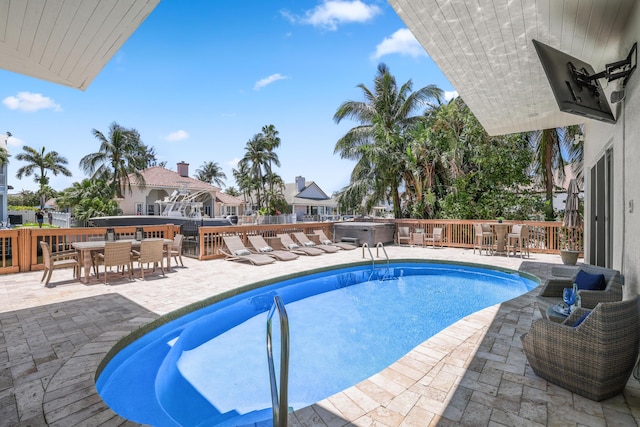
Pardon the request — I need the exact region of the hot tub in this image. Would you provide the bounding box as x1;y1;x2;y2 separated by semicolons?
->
333;222;396;246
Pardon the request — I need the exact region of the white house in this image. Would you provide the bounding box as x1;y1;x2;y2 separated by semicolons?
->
284;176;339;221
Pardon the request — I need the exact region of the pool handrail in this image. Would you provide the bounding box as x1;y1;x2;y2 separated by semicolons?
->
267;295;290;427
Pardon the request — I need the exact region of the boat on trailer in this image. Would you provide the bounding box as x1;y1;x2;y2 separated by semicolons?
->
89;188;236;227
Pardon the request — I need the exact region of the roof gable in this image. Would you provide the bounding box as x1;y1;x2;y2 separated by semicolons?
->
131;167;221;192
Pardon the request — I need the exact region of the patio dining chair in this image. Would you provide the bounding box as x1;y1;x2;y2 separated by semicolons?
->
473;223;494;255
397;226;411;246
506;224;529;258
40;241;79;288
131;239;165;279
94;240;133;284
164;233;184;267
423;227;444;248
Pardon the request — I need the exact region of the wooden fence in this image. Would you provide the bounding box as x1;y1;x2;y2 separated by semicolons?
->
0;219;580;275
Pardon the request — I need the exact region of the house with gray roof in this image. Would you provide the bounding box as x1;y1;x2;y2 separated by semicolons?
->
284;176;338;221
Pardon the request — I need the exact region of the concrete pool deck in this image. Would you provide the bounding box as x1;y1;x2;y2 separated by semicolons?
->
1;246;639;426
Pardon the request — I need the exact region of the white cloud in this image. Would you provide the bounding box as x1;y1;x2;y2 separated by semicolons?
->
371;28;426;59
227;157;241;169
165;130;189;141
286;1;381;31
254;73;289;90
2;92;62;112
444;90;459;101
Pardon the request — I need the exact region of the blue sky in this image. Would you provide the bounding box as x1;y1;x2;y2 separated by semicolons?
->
1;0;455;196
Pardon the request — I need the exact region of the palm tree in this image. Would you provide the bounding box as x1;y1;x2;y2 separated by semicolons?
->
530;126;581;220
333;63;443;218
15;146;72;208
195;161;227;187
261;124;281;209
79;122;149;199
233;161;256;207
238;133;279;210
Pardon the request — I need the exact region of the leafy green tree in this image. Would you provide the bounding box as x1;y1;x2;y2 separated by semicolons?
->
195;161;227;187
56;179;119;221
0;147;8;166
79;122;152;199
333;63;443;218
430;99;539;219
14;146;72;208
8;190;39;208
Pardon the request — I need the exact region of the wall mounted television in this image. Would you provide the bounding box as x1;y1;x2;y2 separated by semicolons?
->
532;39;616;124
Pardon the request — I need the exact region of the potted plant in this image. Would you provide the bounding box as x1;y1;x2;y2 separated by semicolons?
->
559;226;582;265
560;179;583;265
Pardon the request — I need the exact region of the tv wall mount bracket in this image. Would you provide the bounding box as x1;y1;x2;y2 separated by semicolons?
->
569;43;637;96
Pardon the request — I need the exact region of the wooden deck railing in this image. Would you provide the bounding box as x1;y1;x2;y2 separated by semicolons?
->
0;219;580;274
0;224;178;274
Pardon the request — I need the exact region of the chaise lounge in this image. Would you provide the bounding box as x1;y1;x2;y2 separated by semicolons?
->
247;235;299;261
292;232;340;253
277;234;324;256
220;236;275;265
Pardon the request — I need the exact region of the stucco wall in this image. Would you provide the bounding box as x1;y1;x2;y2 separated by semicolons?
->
584;1;640;297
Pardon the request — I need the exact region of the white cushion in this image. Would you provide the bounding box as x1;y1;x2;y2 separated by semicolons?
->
258;246;273;253
233;249;251;256
287;243;300;250
303;241;315;247
321;239;332;245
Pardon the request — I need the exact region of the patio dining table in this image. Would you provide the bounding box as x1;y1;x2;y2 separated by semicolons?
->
485;222;510;255
72;238;173;284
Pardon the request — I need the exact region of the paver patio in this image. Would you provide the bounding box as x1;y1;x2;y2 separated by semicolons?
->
1;246;639;426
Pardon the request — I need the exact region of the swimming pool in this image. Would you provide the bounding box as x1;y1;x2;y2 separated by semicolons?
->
96;261;537;426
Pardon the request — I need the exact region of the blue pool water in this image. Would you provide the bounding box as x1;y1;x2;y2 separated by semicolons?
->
96;262;536;426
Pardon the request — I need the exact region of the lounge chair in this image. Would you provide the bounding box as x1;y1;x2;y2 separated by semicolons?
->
292;232;340;253
276;234;324;256
220;236;275;265
247;235;299;261
312;230;356;250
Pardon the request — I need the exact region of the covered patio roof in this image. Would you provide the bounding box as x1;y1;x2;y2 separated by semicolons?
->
0;0;159;90
389;0;636;135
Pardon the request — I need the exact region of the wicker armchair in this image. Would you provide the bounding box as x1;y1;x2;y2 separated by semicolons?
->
522;297;639;401
536;264;622;318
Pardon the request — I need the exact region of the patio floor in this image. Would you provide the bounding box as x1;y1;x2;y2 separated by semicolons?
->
1;245;639;426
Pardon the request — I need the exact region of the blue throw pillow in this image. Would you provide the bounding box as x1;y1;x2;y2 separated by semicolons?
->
573;312;591;327
575;270;606;291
